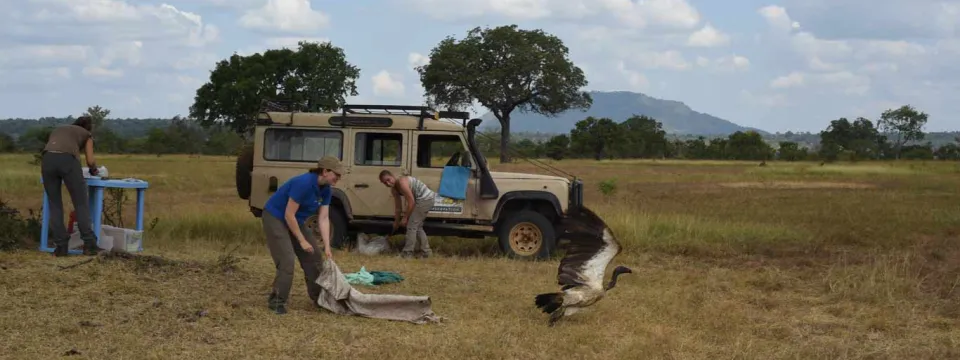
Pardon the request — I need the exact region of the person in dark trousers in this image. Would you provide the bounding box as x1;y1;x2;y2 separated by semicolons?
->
261;156;344;314
41;115;100;257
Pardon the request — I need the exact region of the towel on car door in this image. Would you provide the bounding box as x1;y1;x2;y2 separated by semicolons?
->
437;165;470;200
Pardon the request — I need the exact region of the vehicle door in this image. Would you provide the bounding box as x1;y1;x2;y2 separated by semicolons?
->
344;127;411;218
408;130;478;220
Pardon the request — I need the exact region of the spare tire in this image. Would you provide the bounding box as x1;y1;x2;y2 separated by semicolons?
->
236;144;253;200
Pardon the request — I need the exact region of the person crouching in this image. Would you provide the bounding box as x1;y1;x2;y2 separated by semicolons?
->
261;156;344;314
378;170;436;259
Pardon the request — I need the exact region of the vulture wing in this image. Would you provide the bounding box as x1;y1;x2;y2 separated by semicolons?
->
555;205;622;291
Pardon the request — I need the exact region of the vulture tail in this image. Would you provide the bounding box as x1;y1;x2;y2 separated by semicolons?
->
534;292;563;314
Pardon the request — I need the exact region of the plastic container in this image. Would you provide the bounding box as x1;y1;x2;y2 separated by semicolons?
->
82;166;108;178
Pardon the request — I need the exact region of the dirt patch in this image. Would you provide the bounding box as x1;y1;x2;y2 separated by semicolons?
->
718;181;877;190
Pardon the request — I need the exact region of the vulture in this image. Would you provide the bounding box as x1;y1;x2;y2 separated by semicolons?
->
534;205;632;326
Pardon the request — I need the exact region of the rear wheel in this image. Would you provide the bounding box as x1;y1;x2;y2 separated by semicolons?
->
496;210;556;260
236;144;253;200
304;207;351;250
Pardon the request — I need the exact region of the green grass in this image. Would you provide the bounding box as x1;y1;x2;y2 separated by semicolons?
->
1;154;958;359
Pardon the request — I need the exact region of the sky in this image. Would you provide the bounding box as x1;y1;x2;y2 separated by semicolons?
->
0;0;957;133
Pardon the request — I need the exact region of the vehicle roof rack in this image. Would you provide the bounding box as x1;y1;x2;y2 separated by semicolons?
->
341;104;471;130
260;99;304;112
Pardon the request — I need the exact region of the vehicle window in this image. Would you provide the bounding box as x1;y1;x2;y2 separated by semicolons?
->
355;132;402;166
417;134;470;168
264;128;342;162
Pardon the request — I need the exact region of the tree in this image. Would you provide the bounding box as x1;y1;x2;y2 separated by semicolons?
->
190;41;361;137
877;105;928;159
570;117;621;160
543;134;570;160
617;115;668;158
84;105;110;128
416;25;592;163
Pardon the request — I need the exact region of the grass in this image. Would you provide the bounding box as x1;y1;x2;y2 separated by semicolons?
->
1;153;959;359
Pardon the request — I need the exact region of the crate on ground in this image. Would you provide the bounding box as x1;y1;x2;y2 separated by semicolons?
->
67;222;143;252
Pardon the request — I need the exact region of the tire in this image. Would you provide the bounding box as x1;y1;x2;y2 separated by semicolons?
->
236;144;253;200
496;210;556;260
304;207;352;250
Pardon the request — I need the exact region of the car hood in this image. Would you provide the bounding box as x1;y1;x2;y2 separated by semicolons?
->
489;171;569;183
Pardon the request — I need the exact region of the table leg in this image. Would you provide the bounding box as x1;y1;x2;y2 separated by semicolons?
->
40;187;50;252
136;189;144;231
136;189;145;252
90;187;104;250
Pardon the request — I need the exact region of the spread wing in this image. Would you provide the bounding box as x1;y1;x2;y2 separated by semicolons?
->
555;205;622;291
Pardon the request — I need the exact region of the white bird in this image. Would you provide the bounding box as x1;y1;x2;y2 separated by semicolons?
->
534;205;632;326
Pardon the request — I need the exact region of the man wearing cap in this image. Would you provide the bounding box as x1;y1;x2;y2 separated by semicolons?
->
261;156;344;314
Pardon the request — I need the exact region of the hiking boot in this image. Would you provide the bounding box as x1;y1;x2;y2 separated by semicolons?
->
419;251;431;259
399;251;415;259
53;245;70;257
81;244;102;256
268;302;287;315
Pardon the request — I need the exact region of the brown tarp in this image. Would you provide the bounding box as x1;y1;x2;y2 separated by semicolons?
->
314;258;442;325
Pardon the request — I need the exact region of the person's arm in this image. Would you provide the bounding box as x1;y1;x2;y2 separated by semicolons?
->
397;177;416;224
84;137;96;168
392;187;402;227
284;198;311;249
284;184;313;253
317;188;333;257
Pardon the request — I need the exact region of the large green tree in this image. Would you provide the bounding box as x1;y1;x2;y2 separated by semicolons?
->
877;104;928;159
416;25;592;163
189;41;361;137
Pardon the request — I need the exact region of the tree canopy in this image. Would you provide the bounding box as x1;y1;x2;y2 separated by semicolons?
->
189;41;361;136
416;25;592;163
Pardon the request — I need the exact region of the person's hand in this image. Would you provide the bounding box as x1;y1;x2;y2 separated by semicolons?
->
88;165;99;176
299;239;314;254
400;215;408;226
324;247;333;260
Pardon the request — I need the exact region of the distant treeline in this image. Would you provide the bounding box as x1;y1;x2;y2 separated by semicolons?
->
0;116;244;156
2;112;959;162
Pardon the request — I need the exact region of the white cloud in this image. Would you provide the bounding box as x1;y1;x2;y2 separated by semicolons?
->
408;0;701;30
758;5;800;32
686;23;729;47
616;61;649;90
697;55;750;71
770;72;804;88
372;70;405;97
633;50;690;70
408;52;429;69
239;0;330;34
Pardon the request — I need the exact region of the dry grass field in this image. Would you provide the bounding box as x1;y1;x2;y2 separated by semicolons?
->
1;153;958;359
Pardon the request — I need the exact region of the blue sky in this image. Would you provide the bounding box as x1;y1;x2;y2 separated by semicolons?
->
0;0;957;133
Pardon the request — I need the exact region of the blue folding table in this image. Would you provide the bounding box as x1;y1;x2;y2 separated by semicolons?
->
39;177;149;254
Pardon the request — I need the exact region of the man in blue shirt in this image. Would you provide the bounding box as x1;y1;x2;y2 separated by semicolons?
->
261;156;344;314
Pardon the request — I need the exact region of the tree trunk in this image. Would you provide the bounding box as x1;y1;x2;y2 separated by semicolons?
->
499;115;512;164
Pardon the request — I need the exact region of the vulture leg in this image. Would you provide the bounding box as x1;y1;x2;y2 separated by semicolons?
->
547;306;565;327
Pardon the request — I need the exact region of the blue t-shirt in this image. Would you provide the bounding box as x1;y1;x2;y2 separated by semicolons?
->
264;172;333;224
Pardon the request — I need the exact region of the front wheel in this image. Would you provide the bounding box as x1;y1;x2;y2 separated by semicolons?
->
304;208;351;250
496;210;556;260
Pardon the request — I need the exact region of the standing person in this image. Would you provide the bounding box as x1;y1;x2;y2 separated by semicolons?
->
261;156;344;314
41;115;100;257
378;170;436;259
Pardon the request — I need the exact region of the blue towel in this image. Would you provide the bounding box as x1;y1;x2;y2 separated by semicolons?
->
438;166;470;200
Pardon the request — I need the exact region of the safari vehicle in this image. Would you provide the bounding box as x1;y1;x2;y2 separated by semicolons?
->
235;103;585;260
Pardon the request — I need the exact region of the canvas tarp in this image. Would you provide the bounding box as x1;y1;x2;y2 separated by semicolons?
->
314;258;442;325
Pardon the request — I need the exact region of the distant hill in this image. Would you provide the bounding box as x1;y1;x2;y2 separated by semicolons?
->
479;90;766;136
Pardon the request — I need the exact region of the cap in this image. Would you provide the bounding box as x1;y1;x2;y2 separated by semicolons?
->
316;156;344;175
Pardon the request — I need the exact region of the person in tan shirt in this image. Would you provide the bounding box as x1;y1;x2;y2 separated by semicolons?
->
41;115;100;256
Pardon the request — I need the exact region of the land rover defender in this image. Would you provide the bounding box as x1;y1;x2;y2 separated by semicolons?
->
235;103;584;260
